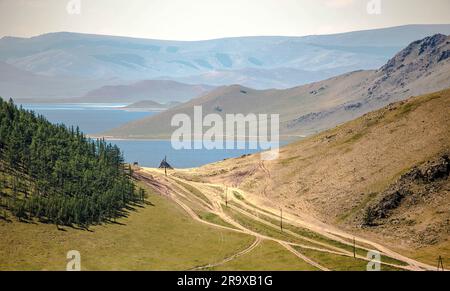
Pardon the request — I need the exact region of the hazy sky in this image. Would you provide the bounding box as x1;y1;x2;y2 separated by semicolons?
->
0;0;449;40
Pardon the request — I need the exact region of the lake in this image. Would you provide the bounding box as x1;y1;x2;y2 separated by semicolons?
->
21;104;155;134
21;104;270;168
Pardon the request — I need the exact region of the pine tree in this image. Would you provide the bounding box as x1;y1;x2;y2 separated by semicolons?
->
0;97;142;226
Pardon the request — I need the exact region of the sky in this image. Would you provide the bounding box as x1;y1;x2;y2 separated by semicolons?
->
0;0;449;40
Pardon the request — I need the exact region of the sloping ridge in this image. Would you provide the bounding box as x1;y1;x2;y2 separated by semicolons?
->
197;88;450;256
103;34;450;139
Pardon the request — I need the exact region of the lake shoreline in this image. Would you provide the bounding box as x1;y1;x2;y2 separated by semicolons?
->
90;135;306;142
21;103;296;168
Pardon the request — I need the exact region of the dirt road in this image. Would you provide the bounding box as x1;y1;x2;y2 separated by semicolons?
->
135;168;441;271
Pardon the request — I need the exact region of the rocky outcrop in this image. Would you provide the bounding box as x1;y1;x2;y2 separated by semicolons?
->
363;154;450;226
368;34;450;101
380;34;449;74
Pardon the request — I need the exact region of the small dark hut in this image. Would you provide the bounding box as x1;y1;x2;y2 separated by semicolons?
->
159;156;173;170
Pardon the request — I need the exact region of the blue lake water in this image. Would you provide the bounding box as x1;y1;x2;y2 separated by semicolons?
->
21;104;271;168
112;140;262;169
22;104;155;134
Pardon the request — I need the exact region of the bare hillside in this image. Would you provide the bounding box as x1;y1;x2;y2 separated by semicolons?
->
104;34;450;139
184;89;450;255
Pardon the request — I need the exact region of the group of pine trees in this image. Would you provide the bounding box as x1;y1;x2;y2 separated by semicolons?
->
0;98;146;227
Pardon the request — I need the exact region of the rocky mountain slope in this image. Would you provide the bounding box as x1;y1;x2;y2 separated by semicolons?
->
104;34;450;139
363;154;449;246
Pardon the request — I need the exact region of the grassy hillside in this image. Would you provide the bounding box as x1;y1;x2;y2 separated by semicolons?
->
186;88;450;263
0;182;254;270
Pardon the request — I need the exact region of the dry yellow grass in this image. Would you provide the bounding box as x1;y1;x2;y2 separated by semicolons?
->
191;89;450;263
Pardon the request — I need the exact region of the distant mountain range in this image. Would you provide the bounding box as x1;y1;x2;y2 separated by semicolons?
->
103;34;450;139
75;80;214;103
1;24;450;102
0;60;118;101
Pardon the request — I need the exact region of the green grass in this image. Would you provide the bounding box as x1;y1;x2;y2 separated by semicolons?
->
280;156;301;166
288;230;407;267
197;211;237;229
0;163;33;199
229;200;371;255
233;191;244;201
224;199;409;267
0;182;253;271
397;93;441;116
344;132;365;144
294;247;404;271
401;241;450;268
317;234;409;267
223;205;291;243
177;181;212;207
379;255;409;267
228;201;277;224
283;223;362;253
214;240;319;271
281;221;409;267
222;205;324;249
398;102;416;115
239;199;280;218
337;192;378;223
229;201;360;253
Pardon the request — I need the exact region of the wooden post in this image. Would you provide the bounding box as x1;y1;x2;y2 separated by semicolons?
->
353;237;356;258
225;187;228;207
280;208;283;232
165;166;167;177
437;256;444;271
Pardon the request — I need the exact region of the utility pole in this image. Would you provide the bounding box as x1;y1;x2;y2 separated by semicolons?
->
437;256;444;271
225;186;228;207
280;208;283;232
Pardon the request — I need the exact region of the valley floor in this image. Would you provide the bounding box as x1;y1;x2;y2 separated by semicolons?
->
131;168;443;271
0;167;445;271
0;181;252;271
